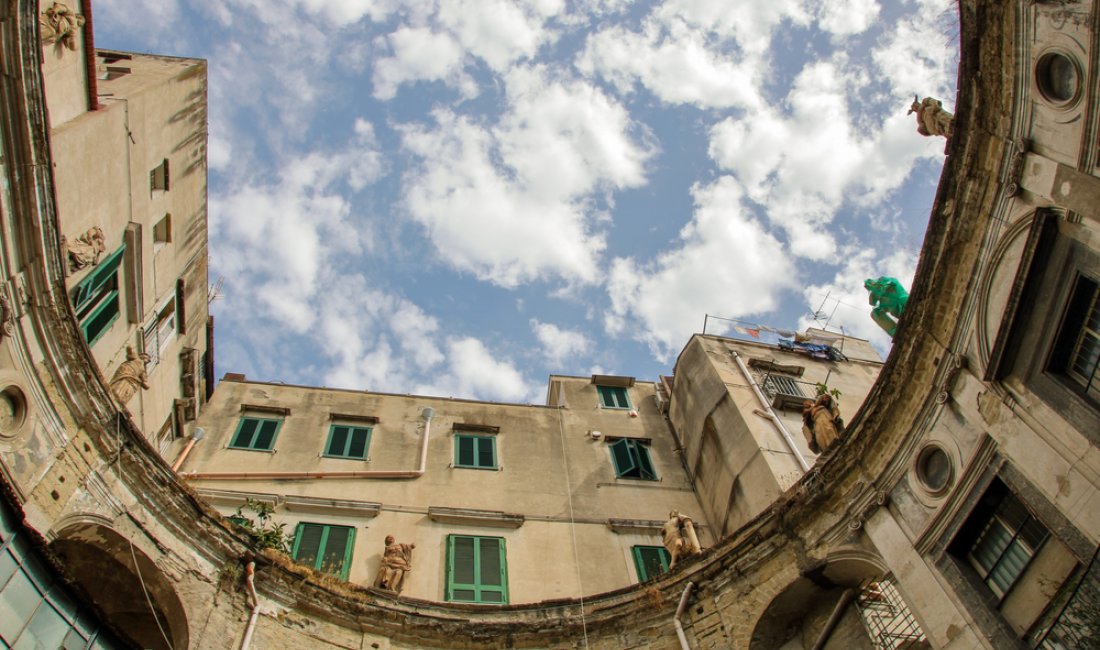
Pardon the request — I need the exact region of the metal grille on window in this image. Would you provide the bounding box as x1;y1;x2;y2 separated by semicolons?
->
1036;547;1100;648
1068;284;1100;400
855;577;927;649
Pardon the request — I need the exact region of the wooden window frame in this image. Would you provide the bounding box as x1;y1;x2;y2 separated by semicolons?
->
632;545;671;582
597;385;631;409
609;438;657;480
71;245;126;346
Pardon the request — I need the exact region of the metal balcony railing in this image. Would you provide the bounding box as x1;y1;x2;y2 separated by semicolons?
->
856;578;929;649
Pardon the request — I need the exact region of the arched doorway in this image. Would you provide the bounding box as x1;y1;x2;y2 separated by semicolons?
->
50;523;189;650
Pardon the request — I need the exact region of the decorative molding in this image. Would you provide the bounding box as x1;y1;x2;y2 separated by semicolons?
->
590;374;635;388
845;481;888;532
283;495;381;518
329;412;379;424
607;518;665;535
451;422;499;434
427;506;524;529
239;403;290;416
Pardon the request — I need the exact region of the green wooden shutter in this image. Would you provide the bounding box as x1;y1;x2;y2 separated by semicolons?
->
476;437;496;468
231;418;259;448
327;426;350;456
293;524;323;568
253;420;280;450
448;535;477;601
634;442;657;479
632;546;670;582
610;439;636;477
478;537;507;603
347;427;369;458
320;526;355;580
456;436;475;467
71;245;126;310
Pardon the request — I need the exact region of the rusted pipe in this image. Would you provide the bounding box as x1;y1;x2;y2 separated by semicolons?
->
732;351;811;472
810;588;858;650
674;581;695;650
240;562;259;650
184;407;435;481
170;427;204;472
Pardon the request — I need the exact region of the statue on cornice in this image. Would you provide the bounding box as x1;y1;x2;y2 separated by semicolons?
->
802;394;841;454
110;347;150;405
865;276;909;337
908;96;954;138
374;535;414;593
40;2;85;52
662;511;702;569
65;226;105;274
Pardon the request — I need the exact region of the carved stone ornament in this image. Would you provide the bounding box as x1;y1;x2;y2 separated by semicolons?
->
846;481;888;531
66;226;106;274
0;291;12;338
109;347;151;406
662;511;703;569
39;2;85;51
374;535;415;594
907;96;954;138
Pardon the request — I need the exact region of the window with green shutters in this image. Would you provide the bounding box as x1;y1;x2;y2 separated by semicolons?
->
632;546;671;582
70;245;126;346
597;385;631;409
228;416;282;451
609;438;657;480
292;523;356;581
324;424;371;459
454;433;496;469
446;535;508;603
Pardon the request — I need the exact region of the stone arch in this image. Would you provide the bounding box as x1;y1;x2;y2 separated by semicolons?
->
749;555;885;650
49;522;190;650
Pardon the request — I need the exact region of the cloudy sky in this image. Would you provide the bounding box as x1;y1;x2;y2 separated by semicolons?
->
94;0;958;403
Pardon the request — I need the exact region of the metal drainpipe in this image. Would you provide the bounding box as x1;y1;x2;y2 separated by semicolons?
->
810;588;858;650
170;427;204;472
240;562;259;650
674;581;696;650
731;352;811;472
183;407;435;481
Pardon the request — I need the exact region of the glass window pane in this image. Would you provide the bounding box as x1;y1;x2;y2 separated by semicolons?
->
457;437;475;467
15;601;69;650
0;571;42;642
477;439;495;468
480;591;503;603
452;589;475;601
327;426;349;456
347;429;368;458
253;420;278;450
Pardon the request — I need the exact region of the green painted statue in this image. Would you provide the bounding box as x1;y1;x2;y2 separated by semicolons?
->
865;276;909;337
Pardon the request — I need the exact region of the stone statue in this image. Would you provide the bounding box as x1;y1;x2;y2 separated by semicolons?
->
865;276;909;337
109;347;150;405
40;2;85;51
373;535;414;593
66;226;106;274
908;96;954;138
802;394;841;454
662;511;702;569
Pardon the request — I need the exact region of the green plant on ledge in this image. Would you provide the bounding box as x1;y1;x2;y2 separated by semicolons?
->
815;382;842;400
228;498;292;553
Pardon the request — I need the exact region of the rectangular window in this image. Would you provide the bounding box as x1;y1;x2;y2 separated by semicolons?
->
1049;275;1099;402
229;416;282;452
153;214;172;244
292;523;355;581
454;433;496;469
150;159;170;191
446;535;508;604
70;245;125;346
953;480;1050;601
609;438;657;480
632;545;671;582
324;424;371;460
597;385;631;409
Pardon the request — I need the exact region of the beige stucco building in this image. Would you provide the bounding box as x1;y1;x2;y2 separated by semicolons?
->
0;0;1098;648
176;334;879;606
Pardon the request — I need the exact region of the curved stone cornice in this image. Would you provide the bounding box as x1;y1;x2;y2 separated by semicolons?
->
0;0;1039;646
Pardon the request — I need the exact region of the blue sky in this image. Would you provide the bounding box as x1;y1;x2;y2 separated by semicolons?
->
93;0;958;403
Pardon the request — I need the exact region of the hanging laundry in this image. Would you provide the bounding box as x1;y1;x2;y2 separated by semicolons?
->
746;328;761;338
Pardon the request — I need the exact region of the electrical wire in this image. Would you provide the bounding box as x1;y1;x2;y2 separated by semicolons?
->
556;407;589;649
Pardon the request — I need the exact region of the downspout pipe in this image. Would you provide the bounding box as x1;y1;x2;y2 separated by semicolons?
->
732;352;811;472
240;562;259;650
170;427;204;472
810;588;858;650
674;581;696;650
184;407;435;481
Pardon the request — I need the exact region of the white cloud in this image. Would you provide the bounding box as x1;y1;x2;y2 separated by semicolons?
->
576;23;762;110
604;177;796;361
531;320;592;365
708;58;946;261
437;0;563;72
872;4;958;98
817;0;880;37
372;27;475;100
399;67;654;287
415;338;538;402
